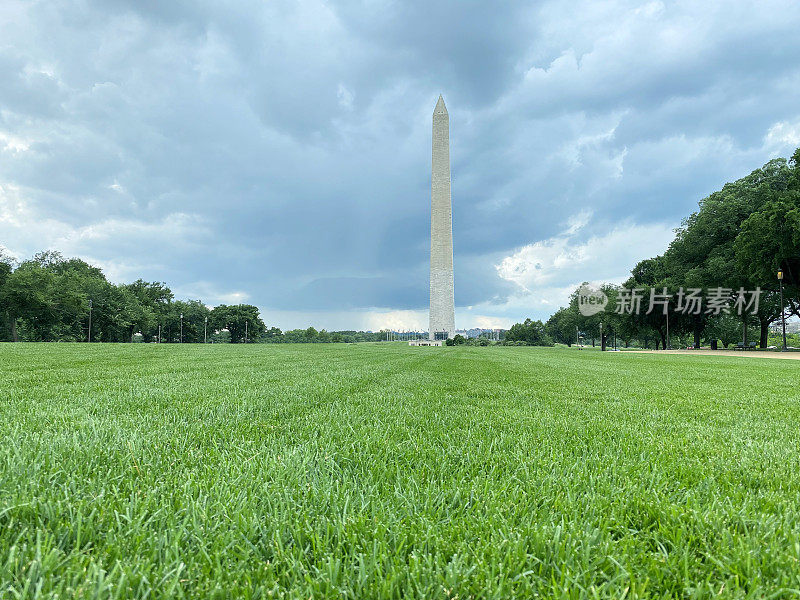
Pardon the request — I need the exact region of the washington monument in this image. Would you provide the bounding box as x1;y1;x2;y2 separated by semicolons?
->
429;95;455;340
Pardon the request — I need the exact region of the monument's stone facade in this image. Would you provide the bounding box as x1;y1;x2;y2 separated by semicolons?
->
429;95;455;340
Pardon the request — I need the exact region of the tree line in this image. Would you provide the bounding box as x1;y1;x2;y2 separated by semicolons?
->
0;250;265;343
0;251;407;344
541;148;800;349
265;328;389;344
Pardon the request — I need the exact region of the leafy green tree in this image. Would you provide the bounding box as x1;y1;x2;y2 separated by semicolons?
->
210;329;231;343
734;196;800;339
84;281;139;342
261;327;284;342
283;329;308;343
706;313;758;349
124;280;173;341
661;154;800;346
2;259;60;341
505;318;553;346
622;257;674;349
545;307;577;346
567;282;619;347
210;304;264;343
0;249;275;344
165;300;211;343
735;200;800;287
0;250;16;341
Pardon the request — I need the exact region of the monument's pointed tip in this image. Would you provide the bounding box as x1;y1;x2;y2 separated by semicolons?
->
434;94;447;115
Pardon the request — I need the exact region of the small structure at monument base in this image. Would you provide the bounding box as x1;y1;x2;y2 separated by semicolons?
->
409;340;443;347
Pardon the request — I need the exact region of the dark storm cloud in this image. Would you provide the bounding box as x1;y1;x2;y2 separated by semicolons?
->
1;0;800;327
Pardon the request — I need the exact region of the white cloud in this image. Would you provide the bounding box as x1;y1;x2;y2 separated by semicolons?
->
337;83;354;110
556;120;623;170
0;131;31;153
764;119;800;155
496;211;675;303
58;213;208;247
172;281;251;305
468;314;515;330
77;256;161;284
364;309;426;332
564;209;592;235
0;183;75;257
0;182;209;275
248;308;427;332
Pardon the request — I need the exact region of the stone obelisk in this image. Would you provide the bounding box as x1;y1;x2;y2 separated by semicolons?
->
429;95;455;340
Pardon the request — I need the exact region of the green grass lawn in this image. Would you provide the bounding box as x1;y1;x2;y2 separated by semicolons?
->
2;343;800;598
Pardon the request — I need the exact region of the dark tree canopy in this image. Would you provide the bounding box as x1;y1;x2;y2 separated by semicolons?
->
541;148;800;350
504;318;553;346
0;250;266;343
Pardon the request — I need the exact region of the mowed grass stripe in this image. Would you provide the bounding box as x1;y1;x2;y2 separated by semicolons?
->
1;343;799;598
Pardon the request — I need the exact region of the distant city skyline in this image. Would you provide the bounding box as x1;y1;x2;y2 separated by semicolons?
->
1;1;800;331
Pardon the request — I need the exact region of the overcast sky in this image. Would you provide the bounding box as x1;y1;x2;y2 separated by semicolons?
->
2;0;800;331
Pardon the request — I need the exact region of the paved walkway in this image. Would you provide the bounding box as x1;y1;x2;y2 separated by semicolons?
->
624;349;800;360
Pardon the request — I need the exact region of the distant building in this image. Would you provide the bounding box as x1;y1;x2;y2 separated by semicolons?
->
457;328;506;339
771;319;800;333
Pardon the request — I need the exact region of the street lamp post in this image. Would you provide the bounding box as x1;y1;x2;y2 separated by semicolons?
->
245;320;248;344
180;313;183;343
204;316;208;344
88;299;92;343
778;269;787;351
